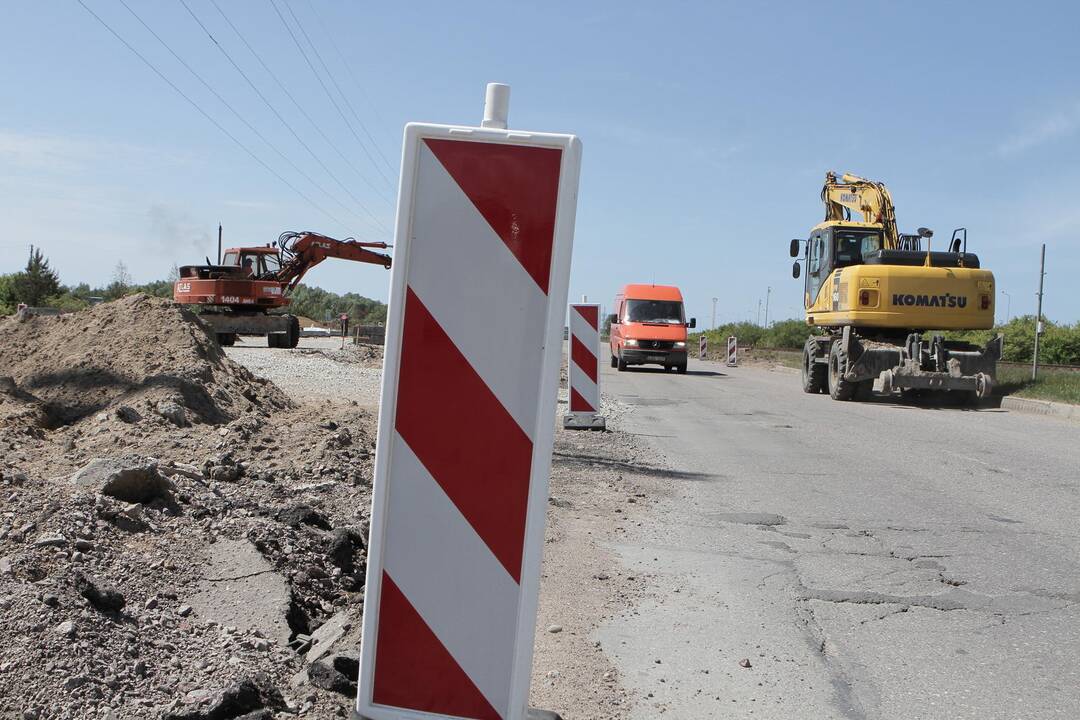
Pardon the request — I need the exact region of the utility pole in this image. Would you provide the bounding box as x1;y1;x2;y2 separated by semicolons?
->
1000;290;1011;323
1032;244;1046;381
711;297;718;329
764;286;772;328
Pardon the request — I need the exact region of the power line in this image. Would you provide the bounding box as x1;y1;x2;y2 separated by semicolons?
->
299;0;397;175
176;0;390;233
206;0;394;210
75;0;346;229
269;0;394;189
114;0;377;236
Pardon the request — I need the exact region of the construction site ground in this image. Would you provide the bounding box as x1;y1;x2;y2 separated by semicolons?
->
4;298;1080;719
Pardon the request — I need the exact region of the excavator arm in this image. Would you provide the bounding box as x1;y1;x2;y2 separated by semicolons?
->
821;172;901;249
271;231;392;293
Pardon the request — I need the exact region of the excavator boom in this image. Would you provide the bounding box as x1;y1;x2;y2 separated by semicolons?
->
272;231;392;292
821;171;900;249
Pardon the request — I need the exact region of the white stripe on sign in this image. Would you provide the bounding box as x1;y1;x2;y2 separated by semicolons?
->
408;142;549;439
569;308;596;350
383;435;519;717
569;361;598;406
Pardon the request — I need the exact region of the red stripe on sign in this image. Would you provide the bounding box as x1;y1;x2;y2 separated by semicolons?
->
574;304;599;330
425;138;562;294
571;335;598;384
396;288;532;583
569;387;595;413
373;572;501;719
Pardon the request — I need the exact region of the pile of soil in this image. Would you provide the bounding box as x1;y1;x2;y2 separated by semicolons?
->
0;296;376;718
0;294;291;431
322;343;383;368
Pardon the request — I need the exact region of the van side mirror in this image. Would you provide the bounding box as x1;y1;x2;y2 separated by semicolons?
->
607;314;617;325
789;239;801;258
688;318;696;329
792;261;801;279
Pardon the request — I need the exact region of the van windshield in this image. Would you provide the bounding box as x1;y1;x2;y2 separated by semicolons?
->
625;299;684;324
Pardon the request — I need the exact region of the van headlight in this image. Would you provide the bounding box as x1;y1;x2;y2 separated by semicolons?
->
625;339;638;346
674;341;686;348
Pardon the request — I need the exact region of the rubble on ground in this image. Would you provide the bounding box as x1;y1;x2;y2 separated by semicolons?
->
0;296;376;719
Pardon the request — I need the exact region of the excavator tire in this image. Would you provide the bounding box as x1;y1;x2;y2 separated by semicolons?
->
215;333;236;347
287;315;300;348
801;343;827;394
828;341;858;401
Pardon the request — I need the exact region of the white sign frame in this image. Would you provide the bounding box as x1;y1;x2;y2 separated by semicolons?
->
355;122;582;720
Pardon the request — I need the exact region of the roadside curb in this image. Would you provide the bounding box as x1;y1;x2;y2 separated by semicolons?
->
1001;396;1080;422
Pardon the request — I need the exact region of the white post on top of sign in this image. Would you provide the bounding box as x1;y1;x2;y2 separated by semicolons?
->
355;85;581;720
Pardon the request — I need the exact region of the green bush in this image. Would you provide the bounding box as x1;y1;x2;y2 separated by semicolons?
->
945;316;1080;365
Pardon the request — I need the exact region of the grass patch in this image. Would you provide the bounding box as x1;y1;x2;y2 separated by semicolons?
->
995;365;1080;405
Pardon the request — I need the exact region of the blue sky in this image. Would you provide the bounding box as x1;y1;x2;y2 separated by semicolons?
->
2;1;1078;325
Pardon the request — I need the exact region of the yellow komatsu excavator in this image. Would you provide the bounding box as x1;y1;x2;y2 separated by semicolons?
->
789;172;1001;401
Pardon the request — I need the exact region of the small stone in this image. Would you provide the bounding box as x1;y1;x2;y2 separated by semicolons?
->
55;620;76;638
546;625;563;634
33;533;66;548
157;401;188;427
739;658;752;669
74;573;125;612
178;605;193;617
74;539;94;552
42;594;60;608
71;551;86;563
144;597;159;610
114;406;141;423
133;660;147;677
0;557;12;575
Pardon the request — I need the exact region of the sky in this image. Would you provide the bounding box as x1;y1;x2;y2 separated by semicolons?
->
2;0;1078;326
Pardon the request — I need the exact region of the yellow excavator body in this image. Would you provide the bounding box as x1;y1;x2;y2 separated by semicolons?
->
791;175;1001;401
804;221;995;331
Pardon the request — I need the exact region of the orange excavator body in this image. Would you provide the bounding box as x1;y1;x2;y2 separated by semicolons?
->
173;231;391;311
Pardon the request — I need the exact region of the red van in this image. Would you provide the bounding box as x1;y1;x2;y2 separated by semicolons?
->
608;284;696;373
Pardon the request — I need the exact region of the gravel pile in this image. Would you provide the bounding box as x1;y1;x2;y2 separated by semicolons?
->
0;298;378;719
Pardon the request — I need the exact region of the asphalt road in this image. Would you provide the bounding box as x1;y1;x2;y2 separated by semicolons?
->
596;355;1080;719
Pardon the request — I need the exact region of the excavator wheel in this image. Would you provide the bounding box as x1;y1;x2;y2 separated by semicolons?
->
215;333;236;347
286;315;301;348
801;343;827;394
827;341;858;401
267;332;282;348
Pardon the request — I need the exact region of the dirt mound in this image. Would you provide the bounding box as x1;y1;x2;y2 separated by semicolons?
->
0;294;291;429
323;343;384;367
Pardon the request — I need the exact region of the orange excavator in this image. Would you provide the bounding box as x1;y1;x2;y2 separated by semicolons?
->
173;230;391;347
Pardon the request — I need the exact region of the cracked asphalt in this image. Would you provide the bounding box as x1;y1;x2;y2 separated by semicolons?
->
596;356;1080;719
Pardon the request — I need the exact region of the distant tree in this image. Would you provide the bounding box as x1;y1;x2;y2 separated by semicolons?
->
166;263;180;283
104;261;133;300
9;246;61;306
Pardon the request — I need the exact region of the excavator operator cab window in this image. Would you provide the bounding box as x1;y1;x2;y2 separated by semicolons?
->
222;252;239;267
261;254;281;275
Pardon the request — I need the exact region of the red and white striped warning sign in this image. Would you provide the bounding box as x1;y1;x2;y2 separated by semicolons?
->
727;335;738;367
357;123;581;720
699;334;707;360
565;303;604;429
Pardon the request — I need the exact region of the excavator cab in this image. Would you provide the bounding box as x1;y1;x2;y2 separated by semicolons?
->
221;248;281;279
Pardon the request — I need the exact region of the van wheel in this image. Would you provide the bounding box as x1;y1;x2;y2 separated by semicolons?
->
676;362;688;374
617;353;628;372
611;354;618;368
